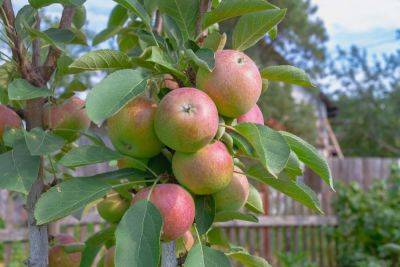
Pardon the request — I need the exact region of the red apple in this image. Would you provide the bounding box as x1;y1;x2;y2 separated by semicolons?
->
237;104;264;125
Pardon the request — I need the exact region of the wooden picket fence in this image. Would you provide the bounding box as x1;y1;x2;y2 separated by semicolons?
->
0;157;399;266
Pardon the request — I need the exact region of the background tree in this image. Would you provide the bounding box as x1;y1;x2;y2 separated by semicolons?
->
327;46;400;157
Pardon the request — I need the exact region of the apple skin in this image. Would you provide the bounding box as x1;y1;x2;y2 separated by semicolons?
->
132;184;195;241
49;234;81;267
107;97;163;158
154;88;219;152
213;167;250;212
172;141;233;195
237;104;264;125
196;50;262;118
0;105;21;142
43;96;91;142
97;194;130;223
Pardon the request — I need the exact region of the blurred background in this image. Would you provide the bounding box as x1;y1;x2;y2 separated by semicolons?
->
0;0;399;266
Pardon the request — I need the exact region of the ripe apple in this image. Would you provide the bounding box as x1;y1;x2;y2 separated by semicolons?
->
237;104;264;125
213;167;249;211
172;141;233;195
132;184;195;241
154;88;219;152
97;194;130;223
43;96;91;142
108;97;163;158
197;50;262;118
49;234;81;267
0;104;21;142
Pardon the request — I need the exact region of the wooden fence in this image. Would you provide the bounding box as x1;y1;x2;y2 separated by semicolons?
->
0;157;399;266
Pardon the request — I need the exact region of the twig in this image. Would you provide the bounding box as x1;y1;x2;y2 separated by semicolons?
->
196;0;211;42
32;13;41;68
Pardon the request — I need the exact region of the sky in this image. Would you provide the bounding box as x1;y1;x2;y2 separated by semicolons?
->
11;0;400;56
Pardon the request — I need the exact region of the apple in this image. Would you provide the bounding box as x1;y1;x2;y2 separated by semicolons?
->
154;88;219;152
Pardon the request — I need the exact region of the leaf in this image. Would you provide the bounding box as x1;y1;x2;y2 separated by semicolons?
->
15;5;37;37
234;123;290;176
86;69;147;125
202;0;276;30
115;200;163;267
261;65;315;88
185;48;215;71
25;24;75;50
202;32;227;51
59;145;123;167
207;228;230;248
245;163;322;213
76;168;150;182
73;5;86;29
24;128;65;155
214;211;258;223
158;0;200;40
8;79;51;100
113;0;151;28
232;9;286;51
92;27;121;46
0;138;40;194
35;178;111;224
245;184;264;214
80;227;115;267
162;15;184;49
69;50;133;73
28;0;85;8
227;250;272;267
108;5;128;27
280;131;334;190
284;151;303;179
185;243;231;267
195;195;215;235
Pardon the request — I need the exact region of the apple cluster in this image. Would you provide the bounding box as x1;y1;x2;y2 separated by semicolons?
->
102;50;265;245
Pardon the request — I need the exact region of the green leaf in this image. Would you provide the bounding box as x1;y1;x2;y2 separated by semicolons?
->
115;200;162;267
86;69;147;125
76;168;150;182
207;228;230;248
261;65;315;88
0;138;40;194
232;9;286;51
185;243;231;267
8;79;51;100
280;131;334;190
162;15;184;49
139;46;186;81
195;195;215;235
202;0;276;30
92;27;121;46
185;48;215;71
28;0;85;8
35;177;111;224
25;24;75;50
59;145;122;167
158;0;200;40
15;5;37;37
80;227;115;267
246;163;322;213
2;128;24;147
214;211;258;223
108;5;128;27
202;32;227;52
234;123;290;176
73;5;86;29
69;50;133;73
245;184;264;214
268;26;277;40
230;131;254;156
227;249;272;267
113;0;151;29
284;151;303;179
24;128;65;156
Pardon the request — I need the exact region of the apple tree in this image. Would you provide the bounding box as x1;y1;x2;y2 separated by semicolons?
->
0;0;334;266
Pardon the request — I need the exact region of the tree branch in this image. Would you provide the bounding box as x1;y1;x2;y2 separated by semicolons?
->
32;13;41;68
41;6;75;81
196;0;211;43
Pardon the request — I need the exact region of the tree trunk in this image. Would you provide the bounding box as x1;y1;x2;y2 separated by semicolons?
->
25;98;48;267
162;241;177;267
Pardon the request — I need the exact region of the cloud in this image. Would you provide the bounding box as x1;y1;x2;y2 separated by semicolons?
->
312;0;400;33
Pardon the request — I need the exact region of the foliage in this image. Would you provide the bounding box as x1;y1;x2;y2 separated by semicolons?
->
327;46;400;157
329;166;400;267
0;0;333;266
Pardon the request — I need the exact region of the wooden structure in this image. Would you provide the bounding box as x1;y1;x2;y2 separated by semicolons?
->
0;157;399;266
